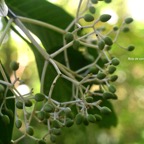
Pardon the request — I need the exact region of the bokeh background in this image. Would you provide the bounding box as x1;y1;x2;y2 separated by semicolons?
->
1;0;144;143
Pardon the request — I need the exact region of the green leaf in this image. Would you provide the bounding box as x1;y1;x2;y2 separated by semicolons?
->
0;64;15;144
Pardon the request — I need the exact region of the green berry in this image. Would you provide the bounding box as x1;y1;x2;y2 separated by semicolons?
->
26;126;34;136
50;134;57;143
89;6;96;14
127;45;135;51
98;40;105;50
104;0;112;3
65;118;74;127
83;116;89;126
35;93;45;102
113;26;119;31
86;96;93;103
94;114;102;121
51;128;61;135
111;58;120;66
125;17;133;24
0;85;5;93
37;111;45;121
87;114;96;123
84;14;94;22
25;100;33;107
10;61;19;71
100;106;111;114
16;101;23;109
38;140;46;144
103;36;113;46
65;32;74;42
64;107;71;115
97;72;106;79
73;40;80;50
15;119;22;129
91;0;98;4
43;103;55;113
122;27;130;32
52;120;62;128
1;115;10;125
75;113;84;125
99;14;111;22
108;85;116;93
108;66;116;74
103;92;115;99
110;75;118;82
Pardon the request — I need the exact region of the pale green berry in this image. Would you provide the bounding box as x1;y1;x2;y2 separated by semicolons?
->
87;114;96;123
94;114;102;121
100;106;111;114
15;119;22;129
37;111;45;121
127;45;135;51
84;14;94;22
26;126;34;136
125;17;133;24
100;14;111;22
75;113;84;125
35;93;45;102
64;107;71;115
10;61;19;71
103;36;113;46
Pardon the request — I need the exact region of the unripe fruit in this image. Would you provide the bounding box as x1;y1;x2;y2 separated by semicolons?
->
99;14;111;22
65;118;74;127
15;119;22;129
75;113;84;125
84;14;94;22
122;27;130;32
127;45;135;51
51;128;61;135
91;0;98;4
38;140;46;144
125;17;133;24
86;96;93;103
43;103;55;113
108;85;116;93
103;92;114;99
108;66;116;74
104;0;112;3
16;101;23;109
52;120;62;128
97;72;106;79
100;106;111;114
64;107;71;115
103;36;113;46
35;93;45;102
98;40;105;50
0;84;5;93
65;32;74;42
1;115;10;125
94;114;102;121
87;114;96;123
83;116;89;126
73;40;80;50
10;61;19;71
25;100;33;107
50;134;57;143
26;126;34;136
111;58;120;66
113;26;119;31
89;6;96;14
37;111;45;121
110;75;118;82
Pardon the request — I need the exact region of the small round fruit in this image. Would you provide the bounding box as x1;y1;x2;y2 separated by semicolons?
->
35;93;45;102
103;92;114;99
125;17;133;24
25;100;33;107
84;14;94;22
100;106;111;114
86;96;93;103
108;85;116;93
51;128;61;136
15;119;22;129
64;107;71;115
127;45;135;51
52;120;62;128
91;0;98;4
10;61;19;71
83;116;89;126
65;32;74;42
104;0;112;3
98;40;105;50
103;36;113;46
38;140;46;144
97;72;106;79
37;111;45;121
122;27;130;32
94;114;102;121
16;101;23;109
0;84;5;93
89;6;96;14
1;115;10;125
108;66;116;74
50;134;57;143
87;114;96;123
73;40;80;50
99;14;111;22
26;126;34;136
75;113;84;125
43;103;55;113
111;58;120;66
110;75;118;82
65;118;74;127
113;26;119;31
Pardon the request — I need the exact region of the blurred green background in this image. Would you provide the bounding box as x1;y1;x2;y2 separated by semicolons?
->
1;0;144;143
